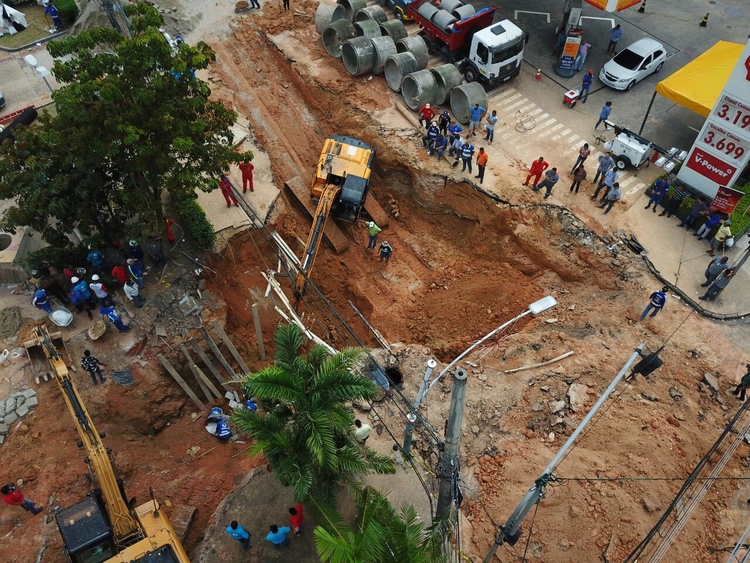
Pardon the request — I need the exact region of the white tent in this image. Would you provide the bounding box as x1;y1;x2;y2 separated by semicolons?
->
0;1;28;36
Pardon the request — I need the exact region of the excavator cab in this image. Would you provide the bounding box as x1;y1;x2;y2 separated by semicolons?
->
56;495;116;563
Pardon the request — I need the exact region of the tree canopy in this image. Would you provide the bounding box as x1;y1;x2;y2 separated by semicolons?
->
0;3;246;246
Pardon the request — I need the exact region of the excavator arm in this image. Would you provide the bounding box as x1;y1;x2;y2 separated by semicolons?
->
293;183;341;310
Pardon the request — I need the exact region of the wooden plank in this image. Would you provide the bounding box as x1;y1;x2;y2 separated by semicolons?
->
189;338;229;388
200;327;237;380
179;345;214;403
211;321;250;375
157;354;206;410
168;505;197;543
284;176;349;254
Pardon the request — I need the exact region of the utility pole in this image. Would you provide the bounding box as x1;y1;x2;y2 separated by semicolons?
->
403;359;437;457
436;367;468;519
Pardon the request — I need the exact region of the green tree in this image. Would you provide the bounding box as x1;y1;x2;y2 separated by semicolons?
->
314;486;449;563
233;324;394;503
0;3;247;246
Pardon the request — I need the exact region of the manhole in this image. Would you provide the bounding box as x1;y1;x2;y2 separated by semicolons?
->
385;367;403;386
0;233;11;252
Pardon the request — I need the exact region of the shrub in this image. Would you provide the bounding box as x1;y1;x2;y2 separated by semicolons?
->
729;182;750;236
56;0;80;25
175;195;216;251
22;244;88;273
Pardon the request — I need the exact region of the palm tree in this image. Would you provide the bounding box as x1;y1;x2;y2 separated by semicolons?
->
232;323;394;503
314;486;449;563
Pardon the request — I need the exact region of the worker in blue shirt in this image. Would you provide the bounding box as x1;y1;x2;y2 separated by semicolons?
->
595;101;612;130
460;142;475;173
266;524;291;548
447;121;463;144
580;70;594;104
32;289;53;314
44;2;63;30
695;211;723;241
100;306;129;332
87;248;105;271
422;123;440;152
225;521;251;551
644;178;669;213
640;287;668;321
72;276;97;307
468;104;486;137
431;134;448;158
607;24;623;55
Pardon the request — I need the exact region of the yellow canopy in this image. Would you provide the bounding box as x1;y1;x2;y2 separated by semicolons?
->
655;41;744;117
584;0;640;11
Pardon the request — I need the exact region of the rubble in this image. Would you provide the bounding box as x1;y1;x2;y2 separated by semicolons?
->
0;389;38;435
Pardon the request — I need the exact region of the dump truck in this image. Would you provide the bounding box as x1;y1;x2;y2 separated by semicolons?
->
407;0;526;87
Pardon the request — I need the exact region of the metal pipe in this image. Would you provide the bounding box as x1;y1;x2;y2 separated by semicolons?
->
403;359;437;456
639;90;658;135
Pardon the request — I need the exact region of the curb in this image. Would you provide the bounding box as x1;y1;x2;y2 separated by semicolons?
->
0;29;69;53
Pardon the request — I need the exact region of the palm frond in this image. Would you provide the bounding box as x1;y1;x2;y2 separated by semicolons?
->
243;367;304;403
315;527;357;563
273;323;305;372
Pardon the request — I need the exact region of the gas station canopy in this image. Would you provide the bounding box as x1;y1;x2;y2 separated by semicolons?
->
584;0;639;12
654;41;744;117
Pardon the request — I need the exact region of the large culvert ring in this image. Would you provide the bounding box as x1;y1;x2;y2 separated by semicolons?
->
431;64;463;105
336;0;366;21
401;70;438;110
342;36;377;76
355;5;388;24
450;82;488;124
396;35;429;70
322;19;357;58
315;2;346;34
370;36;397;75
354;19;382;39
380;20;408;43
384;52;419;92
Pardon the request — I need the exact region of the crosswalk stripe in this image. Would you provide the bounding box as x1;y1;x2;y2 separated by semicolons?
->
489;88;517;102
533;118;558;134
537;123;565;139
625;182;647;196
552;128;572;141
504;98;530;112
498;93;523;106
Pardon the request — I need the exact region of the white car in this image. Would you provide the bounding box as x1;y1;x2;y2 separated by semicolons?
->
599;38;666;91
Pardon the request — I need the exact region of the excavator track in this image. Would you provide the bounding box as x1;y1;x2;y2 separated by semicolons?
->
285;176;349;254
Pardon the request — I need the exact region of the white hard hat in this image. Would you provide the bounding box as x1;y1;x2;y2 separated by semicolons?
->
129;239;138;246
71;277;79;284
91;274;100;281
367;221;374;227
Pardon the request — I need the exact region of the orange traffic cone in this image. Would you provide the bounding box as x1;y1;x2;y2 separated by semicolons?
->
535;68;542;81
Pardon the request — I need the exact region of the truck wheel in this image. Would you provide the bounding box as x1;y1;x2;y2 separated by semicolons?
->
464;67;477;83
394;7;404;21
419;32;432;52
616;156;630;169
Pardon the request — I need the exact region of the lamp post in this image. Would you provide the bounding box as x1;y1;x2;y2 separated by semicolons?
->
23;55;54;95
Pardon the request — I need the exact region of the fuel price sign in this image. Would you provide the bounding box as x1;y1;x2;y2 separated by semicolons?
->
699;122;750;164
712;94;750;131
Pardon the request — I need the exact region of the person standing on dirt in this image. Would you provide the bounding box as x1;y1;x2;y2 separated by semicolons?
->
592;152;614;185
570;165;587;194
700;268;735;301
72;276;97;307
417;103;435;128
112;263;129;285
219;173;240;208
598;182;621;214
81;350;107;385
249;0;260;9
144;235;166;268
1;484;42;516
644;177;669;213
126;259;145;290
532;167;560;199
354;419;373;445
572;143;591;172
69;287;94;320
283;0;290;10
594;101;613;130
475;147;488;184
447;121;463;144
732;363;750;401
438;110;451;136
460;140;475;173
123;279;146;308
484;110;498;143
239;158;255;193
31;289;53;314
226;520;251;551
702;256;729;287
378;241;393;264
366;221;382;250
523;156;548;188
266;524;291;548
289;504;304;536
89;275;114;307
101;306;129;332
87;247;106;273
580;70;594;104
640;287;668;321
127;240;146;270
468;103;486;137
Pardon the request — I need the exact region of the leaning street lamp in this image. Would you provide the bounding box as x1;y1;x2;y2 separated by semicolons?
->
23;54;54;95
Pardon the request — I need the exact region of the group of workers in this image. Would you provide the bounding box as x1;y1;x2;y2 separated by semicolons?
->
225;503;304;552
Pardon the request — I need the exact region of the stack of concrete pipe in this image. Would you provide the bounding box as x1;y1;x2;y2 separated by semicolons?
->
450;82;488;125
416;2;439;22
342;35;397;76
315;1;347;34
396;36;429;70
431;64;462;105
323;19;356;58
401;69;438;110
439;0;476;19
355;5;387;24
432;10;457;31
336;0;366;21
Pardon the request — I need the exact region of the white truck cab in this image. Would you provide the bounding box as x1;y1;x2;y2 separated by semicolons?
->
465;20;526;87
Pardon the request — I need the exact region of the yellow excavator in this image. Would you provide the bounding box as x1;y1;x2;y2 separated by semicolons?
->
32;326;190;563
293;136;375;309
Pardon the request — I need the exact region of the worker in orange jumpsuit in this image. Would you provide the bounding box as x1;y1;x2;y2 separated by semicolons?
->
523;156;549;188
219;174;239;207
239;159;255;193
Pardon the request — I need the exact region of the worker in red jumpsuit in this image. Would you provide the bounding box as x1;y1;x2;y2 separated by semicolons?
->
239;159;255;193
164;218;176;245
523;156;549;188
417;103;436;128
219;174;239;207
1;484;42;515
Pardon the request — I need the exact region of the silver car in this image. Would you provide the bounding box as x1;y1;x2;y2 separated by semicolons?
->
599;38;666;91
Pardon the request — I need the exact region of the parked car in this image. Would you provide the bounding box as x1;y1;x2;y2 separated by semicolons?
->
599;38;666;91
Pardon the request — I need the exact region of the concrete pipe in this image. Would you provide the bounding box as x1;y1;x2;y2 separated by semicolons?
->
355;5;387;24
440;0;463;13
401;69;438;111
384;52;419;92
450;82;488;125
370;36;397;75
322;19;357;58
354;19;382;39
342;36;377;76
430;63;463;105
337;0;366;21
416;2;439;21
432;9;457;30
396;35;429;69
453;4;475;19
380;19;408;43
315;2;346;35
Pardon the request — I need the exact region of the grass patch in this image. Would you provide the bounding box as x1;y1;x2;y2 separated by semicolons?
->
0;2;60;50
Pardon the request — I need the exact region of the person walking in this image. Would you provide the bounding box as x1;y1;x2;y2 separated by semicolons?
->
219;173;239;208
239;158;255;193
475;147;488;184
484;110;498;143
700;268;735;300
126;259;145;289
289;504;304;536
378;241;393;264
701;256;729;287
447;121;463;144
101;306;129;332
266;524;291;548
572;143;591;172
706;219;732;257
606;24;623;55
81;350;107;385
123;279;146;308
468;103;486;137
598;182;621;214
69;287;94;320
422;122;440;152
437;110;451;136
366;221;381;250
431;133;448;159
89;275;114;307
111;263;129;285
732;363;750;401
644;177;669;212
659;184;686;218
354;419;373;445
523;156;549;188
570;165;587;194
580;70;594;104
695;211;723;240
594;101;613;130
640;287;668;321
1;484;42;515
460;140;475;173
592;152;614;185
592;167;618;200
31;289;53;314
574;40;592;71
417;103;435;128
532;167;560;199
677;198;708;229
72;276;97;307
226;521;251;551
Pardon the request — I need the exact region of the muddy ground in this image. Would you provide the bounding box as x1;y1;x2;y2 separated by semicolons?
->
0;1;748;562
